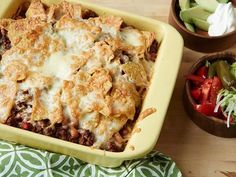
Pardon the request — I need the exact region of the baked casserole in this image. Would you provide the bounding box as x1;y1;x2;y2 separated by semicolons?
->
0;0;158;152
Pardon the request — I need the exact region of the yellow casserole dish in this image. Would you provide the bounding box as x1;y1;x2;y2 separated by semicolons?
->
0;0;183;167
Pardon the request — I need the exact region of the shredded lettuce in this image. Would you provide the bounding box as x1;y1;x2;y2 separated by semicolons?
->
214;89;236;128
205;60;211;67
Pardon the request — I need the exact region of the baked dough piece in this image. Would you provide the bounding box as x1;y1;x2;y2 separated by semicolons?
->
61;80;81;123
0;81;17;123
26;0;47;20
121;62;148;86
3;60;28;81
120;27;155;57
31;89;48;121
6;18;47;47
88;16;123;37
55;16;101;52
47;1;82;22
87;69;112;95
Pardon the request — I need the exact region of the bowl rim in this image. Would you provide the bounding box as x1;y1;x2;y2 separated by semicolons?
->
171;0;236;39
185;52;236;126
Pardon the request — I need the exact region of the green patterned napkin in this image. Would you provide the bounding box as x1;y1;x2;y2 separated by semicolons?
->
0;140;182;177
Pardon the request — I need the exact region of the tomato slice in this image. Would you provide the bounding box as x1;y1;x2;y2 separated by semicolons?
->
199;78;212;104
189;69;223;117
186;75;205;86
190;87;202;102
209;76;222;104
196;66;208;79
194;103;216;116
20;122;32;130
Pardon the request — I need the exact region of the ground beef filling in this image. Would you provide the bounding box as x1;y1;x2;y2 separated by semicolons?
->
81;9;98;19
5;90;95;147
0;29;11;59
146;39;158;61
12;3;29;19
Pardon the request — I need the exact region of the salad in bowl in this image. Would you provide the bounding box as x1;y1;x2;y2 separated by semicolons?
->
184;53;236;137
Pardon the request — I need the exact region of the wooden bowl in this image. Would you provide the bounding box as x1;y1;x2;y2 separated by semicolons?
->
169;0;236;53
183;52;236;137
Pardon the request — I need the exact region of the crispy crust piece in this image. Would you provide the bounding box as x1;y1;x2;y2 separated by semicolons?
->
26;0;47;20
31;89;48;121
121;62;148;86
3;60;28;81
0;81;17;123
88;69;112;95
47;1;82;22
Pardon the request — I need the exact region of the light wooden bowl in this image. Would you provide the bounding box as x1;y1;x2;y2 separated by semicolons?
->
183;52;236;137
169;0;236;53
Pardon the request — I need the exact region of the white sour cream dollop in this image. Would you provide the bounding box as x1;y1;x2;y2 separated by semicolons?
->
207;2;236;37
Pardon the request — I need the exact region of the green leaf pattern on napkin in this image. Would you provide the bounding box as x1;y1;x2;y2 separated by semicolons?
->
0;140;182;177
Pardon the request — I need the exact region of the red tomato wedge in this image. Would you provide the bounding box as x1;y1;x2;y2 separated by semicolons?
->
186;75;205;86
194;103;216;116
196;66;208;79
209;76;222;104
199;79;212;104
190;87;202;101
187;64;224;118
20;122;32;130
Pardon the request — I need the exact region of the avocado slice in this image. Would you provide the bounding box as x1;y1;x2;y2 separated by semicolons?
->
179;0;195;32
184;22;195;32
195;0;219;12
190;2;198;7
217;0;229;3
180;6;211;23
192;18;209;31
179;0;191;9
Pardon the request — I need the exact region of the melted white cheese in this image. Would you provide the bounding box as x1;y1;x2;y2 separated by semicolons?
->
40;51;73;80
100;25;117;37
58;29;95;53
121;28;142;46
79;91;98;111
